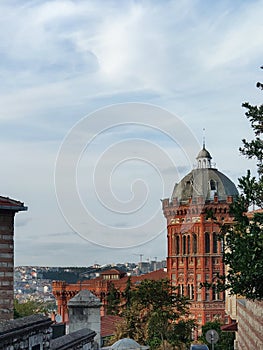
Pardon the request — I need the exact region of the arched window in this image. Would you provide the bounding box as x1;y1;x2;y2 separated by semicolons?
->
183;236;186;254
193;233;197;254
176;236;180;255
210;179;216;191
205;232;210;253
213;232;218;253
186;235;190;254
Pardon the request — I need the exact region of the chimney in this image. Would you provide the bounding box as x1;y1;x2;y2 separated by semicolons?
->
68;290;101;348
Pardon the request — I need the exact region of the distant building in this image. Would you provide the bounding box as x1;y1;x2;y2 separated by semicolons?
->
0;196;27;321
52;268;167;323
162;146;238;332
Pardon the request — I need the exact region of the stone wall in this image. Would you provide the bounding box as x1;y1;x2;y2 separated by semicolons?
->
0;315;97;350
68;290;101;348
50;328;96;350
0;314;53;350
236;299;263;349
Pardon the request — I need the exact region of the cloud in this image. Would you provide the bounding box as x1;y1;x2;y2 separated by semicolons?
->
15;216;32;227
2;0;263;266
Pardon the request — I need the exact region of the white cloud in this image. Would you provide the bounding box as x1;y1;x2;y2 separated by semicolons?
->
1;0;262;265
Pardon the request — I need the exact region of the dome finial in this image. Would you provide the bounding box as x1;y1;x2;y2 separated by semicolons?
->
203;128;206;149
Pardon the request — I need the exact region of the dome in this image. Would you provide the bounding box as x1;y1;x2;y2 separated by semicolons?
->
111;338;141;350
171;147;238;202
196;147;212;160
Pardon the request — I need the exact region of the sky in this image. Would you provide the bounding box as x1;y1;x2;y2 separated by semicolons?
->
1;0;262;266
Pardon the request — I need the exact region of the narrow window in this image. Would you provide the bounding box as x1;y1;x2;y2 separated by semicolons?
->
193;233;197;254
205;232;210;253
176;236;180;254
210;179;216;190
187;235;190;254
213;232;218;253
183;236;186;254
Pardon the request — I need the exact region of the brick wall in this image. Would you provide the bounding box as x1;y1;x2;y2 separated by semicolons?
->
236;299;263;349
0;211;15;321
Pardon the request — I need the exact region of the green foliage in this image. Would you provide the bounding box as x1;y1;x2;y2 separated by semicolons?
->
209;72;263;301
123;276;132;308
113;279;195;349
199;321;235;350
42;268;86;283
14;299;50;318
106;282;121;315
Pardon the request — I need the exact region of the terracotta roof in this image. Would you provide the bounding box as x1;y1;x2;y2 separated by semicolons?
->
101;315;122;337
221;322;238;332
0;196;27;211
134;268;167;282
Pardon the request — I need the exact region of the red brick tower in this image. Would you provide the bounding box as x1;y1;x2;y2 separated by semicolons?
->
0;196;27;320
162;146;238;332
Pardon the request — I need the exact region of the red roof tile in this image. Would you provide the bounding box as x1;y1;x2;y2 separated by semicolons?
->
0;196;27;211
221;322;238;332
101;315;123;337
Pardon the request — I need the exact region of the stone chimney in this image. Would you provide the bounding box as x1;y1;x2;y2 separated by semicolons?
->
68;290;101;348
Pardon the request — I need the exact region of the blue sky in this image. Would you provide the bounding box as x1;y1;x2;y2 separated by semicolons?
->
1;0;262;266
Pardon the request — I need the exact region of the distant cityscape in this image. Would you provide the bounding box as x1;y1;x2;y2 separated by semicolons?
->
14;260;166;304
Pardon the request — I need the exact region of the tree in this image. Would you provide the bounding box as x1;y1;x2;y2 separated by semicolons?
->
112;279;195;349
220;69;263;300
106;282;121;315
122;275;132;309
198;321;235;350
14;299;49;318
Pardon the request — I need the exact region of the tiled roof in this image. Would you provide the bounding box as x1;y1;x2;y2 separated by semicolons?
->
101;315;122;337
133;269;167;282
221;322;238;332
0;196;27;211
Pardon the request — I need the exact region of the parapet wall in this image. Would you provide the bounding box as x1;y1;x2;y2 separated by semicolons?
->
0;314;97;350
0;314;53;350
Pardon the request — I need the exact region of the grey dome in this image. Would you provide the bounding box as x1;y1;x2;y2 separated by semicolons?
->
111;338;141;350
196;147;212;160
171;147;238;202
172;168;238;202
